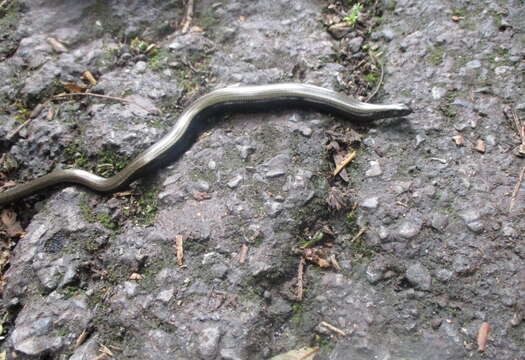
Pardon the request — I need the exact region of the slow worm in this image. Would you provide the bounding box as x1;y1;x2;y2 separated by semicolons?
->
0;83;412;205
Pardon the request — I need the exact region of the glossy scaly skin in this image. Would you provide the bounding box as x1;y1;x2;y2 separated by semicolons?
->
0;83;412;205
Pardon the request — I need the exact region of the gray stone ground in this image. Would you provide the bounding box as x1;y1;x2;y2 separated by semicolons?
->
0;0;524;359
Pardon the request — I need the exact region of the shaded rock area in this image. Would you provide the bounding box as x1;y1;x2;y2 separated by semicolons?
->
0;0;524;359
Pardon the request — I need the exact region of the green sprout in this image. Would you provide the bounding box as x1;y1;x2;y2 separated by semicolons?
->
343;3;364;27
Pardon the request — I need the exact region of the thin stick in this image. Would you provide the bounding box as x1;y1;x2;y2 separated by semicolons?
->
239;244;248;264
509;166;525;212
180;0;195;34
320;321;347;336
296;257;305;301
176;235;185;267
351;227;367;243
333;151;356;176
366;52;385;102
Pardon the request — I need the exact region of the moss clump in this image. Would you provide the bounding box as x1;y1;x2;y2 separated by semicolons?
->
79;199;119;231
438;90;459;119
428;45;445;66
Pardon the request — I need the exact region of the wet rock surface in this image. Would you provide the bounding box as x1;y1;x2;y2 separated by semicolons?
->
0;0;524;359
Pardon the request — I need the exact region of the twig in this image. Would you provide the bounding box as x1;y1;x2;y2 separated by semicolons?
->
350;227;367;243
477;322;491;352
296;257;305;301
320;321;347;336
366;52;384;102
6;102;48;140
176;235;185;267
239;244;248;264
180;0;195;34
509;166;525;212
333;151;356;176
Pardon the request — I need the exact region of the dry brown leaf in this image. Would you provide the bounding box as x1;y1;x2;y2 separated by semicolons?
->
474;139;486;153
129;273;144;280
326;187;346;210
189;25;203;33
192;191;211;201
452;134;465;146
1;210;24;238
62;83;87;93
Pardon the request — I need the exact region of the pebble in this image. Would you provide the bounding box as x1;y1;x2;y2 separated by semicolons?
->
157;287;175;303
227;174;243;189
299;126;312;137
210;263;228;279
465;59;481;69
198;325;222;359
430;212;448;231
452;254;472;274
365;161;382;177
431;318;443;330
134;61;147;73
405;263;432;291
265;169;286;178
435;268;453;282
382;28;395;41
361;196;379;209
348;36;364;52
397;221;421;239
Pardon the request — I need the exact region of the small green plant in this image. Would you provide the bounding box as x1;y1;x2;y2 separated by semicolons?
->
343;3;364;26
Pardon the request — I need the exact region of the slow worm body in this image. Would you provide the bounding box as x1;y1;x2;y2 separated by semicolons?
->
0;83;412;205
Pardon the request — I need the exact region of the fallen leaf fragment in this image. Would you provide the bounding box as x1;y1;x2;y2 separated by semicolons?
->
192;191;211;201
473;139;486;153
1;210;25;238
129;273;143;280
477;322;490;352
61;82;87;93
452;134;465;146
46;37;68;53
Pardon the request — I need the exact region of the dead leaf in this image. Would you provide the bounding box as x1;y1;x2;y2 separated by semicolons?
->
61;82;87;93
189;25;203;33
192;191;211;201
452;134;465;146
1;210;25;238
473;139;486;153
129;273;143;280
325;187;346;210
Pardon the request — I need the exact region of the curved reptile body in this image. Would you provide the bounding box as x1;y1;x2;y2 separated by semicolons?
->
0;83;412;205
